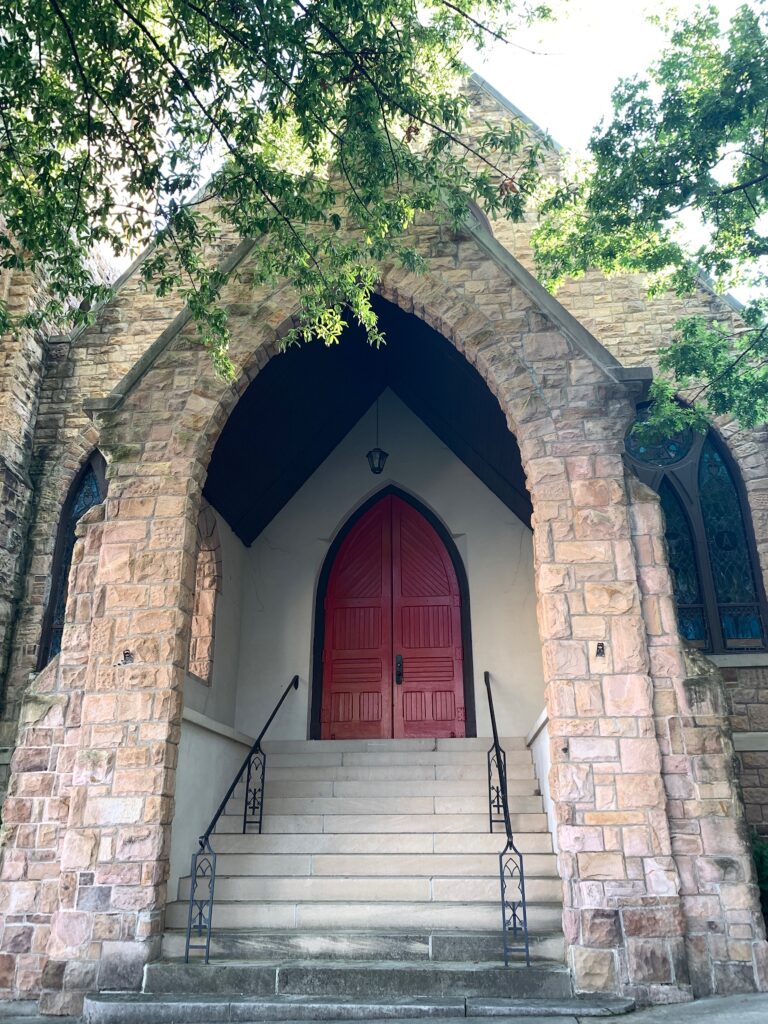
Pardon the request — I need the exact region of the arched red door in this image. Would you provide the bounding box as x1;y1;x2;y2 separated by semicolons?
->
321;495;466;739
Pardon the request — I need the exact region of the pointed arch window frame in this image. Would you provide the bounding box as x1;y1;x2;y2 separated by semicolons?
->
38;452;107;670
626;428;768;653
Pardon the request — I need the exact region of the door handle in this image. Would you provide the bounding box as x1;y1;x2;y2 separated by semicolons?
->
395;654;403;684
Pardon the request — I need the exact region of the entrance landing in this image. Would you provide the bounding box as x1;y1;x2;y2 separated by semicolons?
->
128;737;573;1021
165;737;561;940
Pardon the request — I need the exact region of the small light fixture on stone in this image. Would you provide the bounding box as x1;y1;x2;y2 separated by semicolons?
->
115;649;134;666
366;397;389;475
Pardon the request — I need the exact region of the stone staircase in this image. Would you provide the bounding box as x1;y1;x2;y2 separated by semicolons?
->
84;738;635;1022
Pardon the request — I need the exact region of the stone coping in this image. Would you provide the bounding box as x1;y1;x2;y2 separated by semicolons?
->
733;731;768;752
709;653;768;667
525;708;549;748
181;706;254;748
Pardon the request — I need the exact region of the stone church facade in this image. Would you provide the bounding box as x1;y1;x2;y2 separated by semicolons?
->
0;77;767;1015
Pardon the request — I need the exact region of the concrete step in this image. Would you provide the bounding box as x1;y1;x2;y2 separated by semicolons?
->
84;993;635;1024
265;751;534;769
164;899;564;931
262;738;528;753
206;832;554;855
160;928;566;963
251;796;544;816
262;779;540;798
85;995;635;1024
177;874;562;904
142;959;572;1000
218;813;549;834
200;852;559;878
266;764;536;782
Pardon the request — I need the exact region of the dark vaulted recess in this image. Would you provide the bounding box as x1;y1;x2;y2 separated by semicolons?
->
204;296;531;543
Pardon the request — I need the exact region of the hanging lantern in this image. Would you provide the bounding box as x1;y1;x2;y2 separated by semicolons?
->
366;446;389;475
366;397;389;475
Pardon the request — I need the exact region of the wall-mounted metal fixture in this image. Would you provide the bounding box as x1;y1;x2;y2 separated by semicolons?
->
115;650;134;666
595;642;606;658
366;397;389;475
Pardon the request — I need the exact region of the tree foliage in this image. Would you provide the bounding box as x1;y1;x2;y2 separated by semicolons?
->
0;0;551;372
533;2;768;437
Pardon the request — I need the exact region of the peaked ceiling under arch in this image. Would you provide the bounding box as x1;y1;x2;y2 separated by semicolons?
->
203;296;531;544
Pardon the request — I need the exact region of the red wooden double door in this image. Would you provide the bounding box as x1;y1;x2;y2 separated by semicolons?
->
321;494;466;739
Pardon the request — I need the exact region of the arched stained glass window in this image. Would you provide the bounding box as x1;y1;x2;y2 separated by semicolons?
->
39;454;107;668
625;422;767;654
659;480;708;648
698;440;763;648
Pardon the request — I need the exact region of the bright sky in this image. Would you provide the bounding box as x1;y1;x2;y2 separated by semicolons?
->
468;0;751;153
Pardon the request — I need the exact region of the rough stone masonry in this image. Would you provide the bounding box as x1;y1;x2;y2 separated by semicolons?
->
0;77;766;1014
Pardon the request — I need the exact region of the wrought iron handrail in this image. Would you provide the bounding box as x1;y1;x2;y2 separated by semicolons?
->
185;674;299;962
485;671;530;966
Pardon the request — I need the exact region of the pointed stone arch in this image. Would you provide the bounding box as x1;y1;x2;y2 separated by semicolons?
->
3;224;766;1011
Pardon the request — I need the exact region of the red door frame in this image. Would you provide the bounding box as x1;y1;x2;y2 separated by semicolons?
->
311;487;476;739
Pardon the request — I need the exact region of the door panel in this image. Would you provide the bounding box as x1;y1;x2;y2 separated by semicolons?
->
321;499;393;739
321;494;465;739
391;497;465;738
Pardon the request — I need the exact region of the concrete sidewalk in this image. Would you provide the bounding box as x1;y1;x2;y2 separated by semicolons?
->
1;992;767;1023
618;993;768;1024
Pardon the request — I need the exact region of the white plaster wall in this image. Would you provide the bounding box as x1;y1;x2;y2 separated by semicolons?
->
174;517;252;896
168;716;252;897
528;714;558;853
231;389;546;740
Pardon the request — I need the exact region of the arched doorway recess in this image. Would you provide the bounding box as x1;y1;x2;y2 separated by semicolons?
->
313;487;475;740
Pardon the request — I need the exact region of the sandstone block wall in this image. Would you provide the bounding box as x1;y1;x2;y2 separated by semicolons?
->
0;215;764;1010
722;666;768;838
0;77;766;1014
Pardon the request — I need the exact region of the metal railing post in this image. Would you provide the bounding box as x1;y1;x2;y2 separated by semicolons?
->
184;675;299;962
484;671;530;967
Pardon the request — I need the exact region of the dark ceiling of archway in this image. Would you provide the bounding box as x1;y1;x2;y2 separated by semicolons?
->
203;297;531;545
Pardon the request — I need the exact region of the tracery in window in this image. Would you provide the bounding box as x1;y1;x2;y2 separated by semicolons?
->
698;439;763;648
626;423;694;467
39;453;107;668
187;500;222;685
659;481;708;648
625;421;767;654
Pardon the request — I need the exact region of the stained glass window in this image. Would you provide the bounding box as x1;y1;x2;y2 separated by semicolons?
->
659;481;708;647
40;461;104;667
625;424;694;467
625;420;767;654
698;440;763;649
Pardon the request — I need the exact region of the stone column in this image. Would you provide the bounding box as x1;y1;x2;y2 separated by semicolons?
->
628;473;768;996
0;502;107;1007
528;439;691;1004
0;445;198;1013
0;267;49;775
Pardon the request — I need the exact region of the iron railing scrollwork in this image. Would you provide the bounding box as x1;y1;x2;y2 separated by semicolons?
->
184;674;299;963
485;671;530;967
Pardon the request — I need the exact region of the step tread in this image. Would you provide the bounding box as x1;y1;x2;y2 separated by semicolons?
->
151;959;569;972
84;992;631;1023
200;853;559;877
218;813;549;835
204;834;554;855
164;900;563;933
141;958;573;1002
261;738;528;751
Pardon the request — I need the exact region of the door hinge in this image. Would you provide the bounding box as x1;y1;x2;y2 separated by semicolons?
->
457;706;466;722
